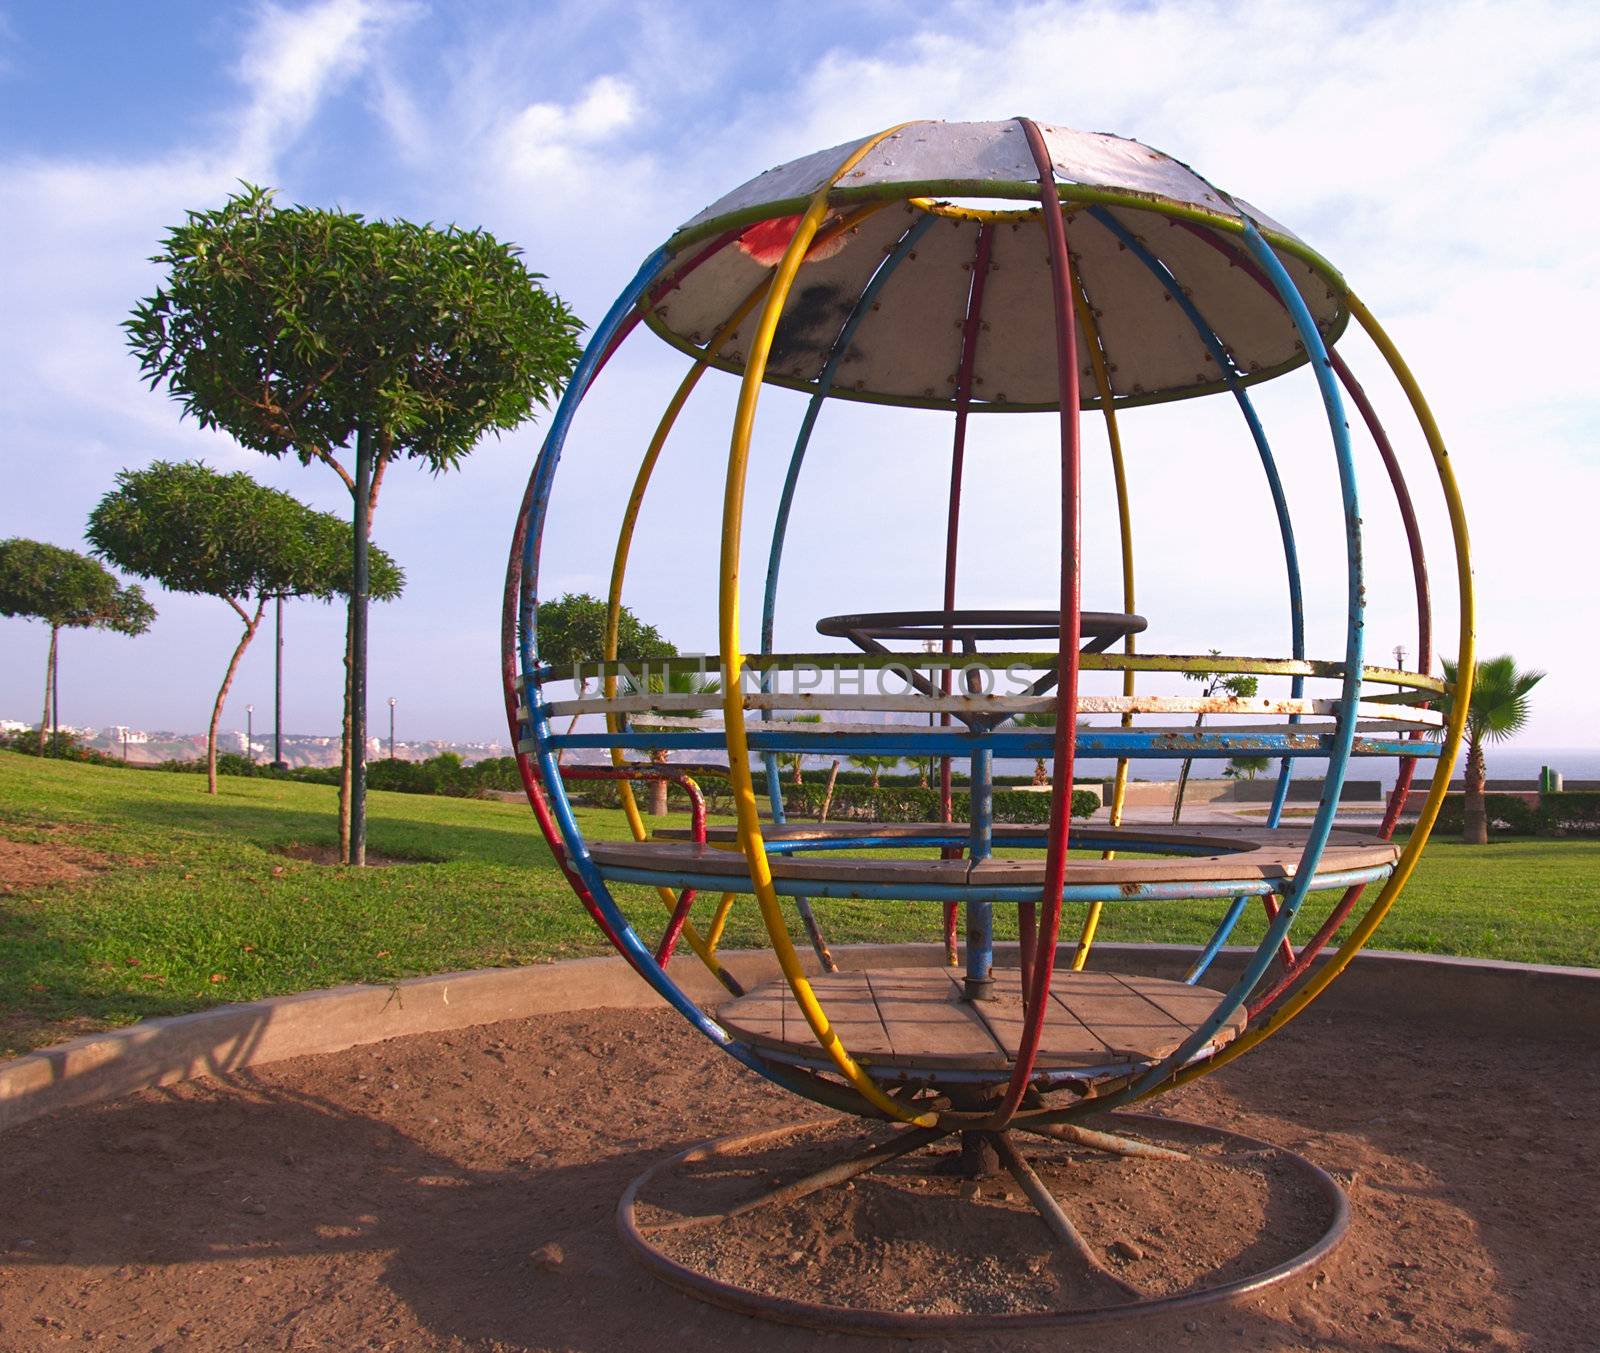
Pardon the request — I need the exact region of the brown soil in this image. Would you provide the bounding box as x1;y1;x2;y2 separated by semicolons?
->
637;1115;1340;1318
1;1001;1596;1351
0;828;118;894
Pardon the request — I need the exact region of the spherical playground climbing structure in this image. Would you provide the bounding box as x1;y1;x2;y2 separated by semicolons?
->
502;119;1473;1330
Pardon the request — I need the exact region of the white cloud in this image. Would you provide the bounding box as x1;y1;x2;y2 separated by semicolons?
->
232;0;409;171
497;74;640;180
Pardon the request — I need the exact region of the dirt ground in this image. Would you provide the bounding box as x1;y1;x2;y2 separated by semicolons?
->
1;995;1596;1352
0;829;117;894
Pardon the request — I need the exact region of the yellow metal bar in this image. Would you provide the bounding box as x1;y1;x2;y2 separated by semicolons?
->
1069;266;1134;970
599;206;892;986
718;122;933;1127
907;196;1041;225
705;891;737;954
1159;292;1474;1091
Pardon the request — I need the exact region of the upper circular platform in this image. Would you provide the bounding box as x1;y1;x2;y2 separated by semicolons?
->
644;119;1348;412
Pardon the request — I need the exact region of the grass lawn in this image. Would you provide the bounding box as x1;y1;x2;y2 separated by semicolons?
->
2;750;1597;1057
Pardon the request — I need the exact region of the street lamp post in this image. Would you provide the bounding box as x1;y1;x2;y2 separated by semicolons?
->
246;704;254;764
922;638;940;788
388;696;397;761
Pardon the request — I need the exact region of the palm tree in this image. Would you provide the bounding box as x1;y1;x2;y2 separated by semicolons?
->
777;713;823;787
1223;756;1270;781
620;669;721;816
1439;655;1544;845
850;754;903;789
1011;712;1055;786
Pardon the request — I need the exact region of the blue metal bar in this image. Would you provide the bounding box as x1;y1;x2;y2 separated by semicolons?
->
761;833;1239;857
1088;207;1306;832
965;745;995;997
1183;894;1250;983
540;729;1436;758
756;215;934;962
515;245;850;1111
593;864;1393;906
1115;215;1366;1103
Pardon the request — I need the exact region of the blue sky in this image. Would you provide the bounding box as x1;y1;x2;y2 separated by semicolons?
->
1;0;1596;752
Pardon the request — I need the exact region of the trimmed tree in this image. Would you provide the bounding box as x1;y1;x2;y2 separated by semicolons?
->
126;184;582;863
535;592;675;766
0;539;155;751
1440;654;1545;845
620;670;722;815
1173;653;1259;822
1223;755;1271;781
87;461;404;794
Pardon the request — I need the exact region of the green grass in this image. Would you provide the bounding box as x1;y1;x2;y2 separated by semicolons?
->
2;750;1596;1057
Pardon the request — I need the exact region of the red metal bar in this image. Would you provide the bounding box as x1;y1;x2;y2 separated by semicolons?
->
1247;752;1419;1016
1017;902;1038;1007
940;223;995;968
500;236;739;975
560;765;706;965
500;479;631;959
1246;354;1432;1016
595;229;739;372
1259;894;1296;968
1173;219;1432;666
1332;351;1433;668
1172;218;1437;1014
987;120;1085;1127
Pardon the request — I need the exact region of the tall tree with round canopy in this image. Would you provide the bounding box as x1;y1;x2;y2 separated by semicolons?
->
535;591;676;766
87;461;405;794
0;539;155;751
126;185;582;862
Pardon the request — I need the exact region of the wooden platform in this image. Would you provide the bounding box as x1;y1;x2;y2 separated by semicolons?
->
718;968;1246;1073
595;821;1397;892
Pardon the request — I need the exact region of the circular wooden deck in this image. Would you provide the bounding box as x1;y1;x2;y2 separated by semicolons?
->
718;968;1246;1074
610;822;1399;891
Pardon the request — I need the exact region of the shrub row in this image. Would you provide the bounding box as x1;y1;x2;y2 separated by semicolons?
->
0;732;1087;823
0;728;125;766
1432;791;1600;838
781;782;1098;824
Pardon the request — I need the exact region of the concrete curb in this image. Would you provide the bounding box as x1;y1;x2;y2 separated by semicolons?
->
3;944;1595;1134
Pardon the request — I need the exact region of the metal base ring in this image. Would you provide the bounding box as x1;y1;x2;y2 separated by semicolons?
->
617;1112;1349;1337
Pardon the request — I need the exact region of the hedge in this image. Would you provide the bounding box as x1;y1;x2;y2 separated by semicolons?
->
1432;791;1600;839
781;782;1097;824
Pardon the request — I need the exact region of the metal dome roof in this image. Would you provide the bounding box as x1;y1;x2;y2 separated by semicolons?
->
642;119;1347;411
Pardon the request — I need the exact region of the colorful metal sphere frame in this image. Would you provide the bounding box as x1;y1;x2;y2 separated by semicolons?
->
502;119;1474;1139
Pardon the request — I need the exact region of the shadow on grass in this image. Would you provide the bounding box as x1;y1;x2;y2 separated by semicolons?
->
106;793;554;871
0;896;204;1055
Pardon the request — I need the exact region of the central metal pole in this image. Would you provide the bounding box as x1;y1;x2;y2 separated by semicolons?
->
964;742;995;1001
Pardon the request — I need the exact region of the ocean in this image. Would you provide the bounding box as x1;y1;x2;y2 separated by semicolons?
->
991;747;1600;788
